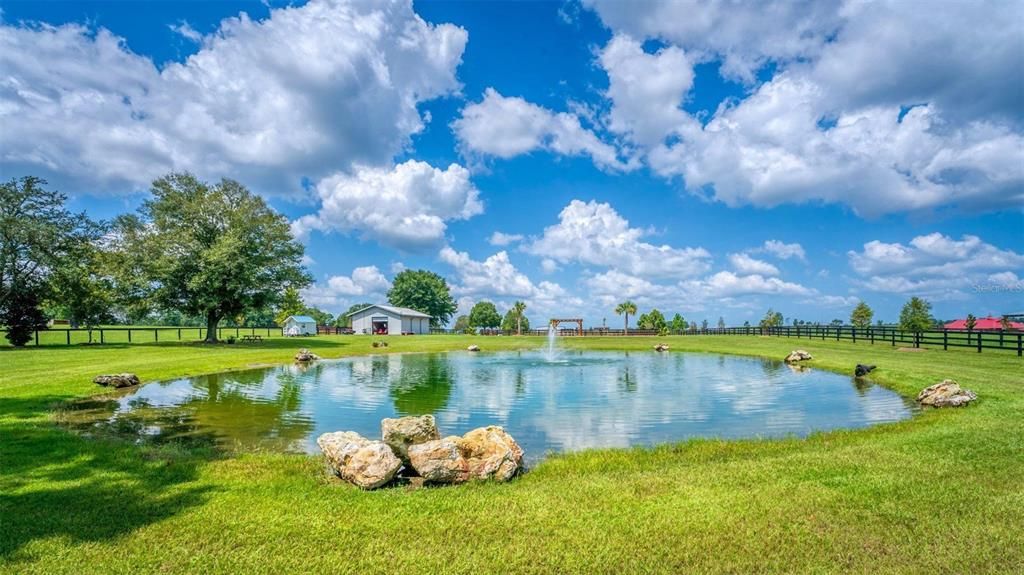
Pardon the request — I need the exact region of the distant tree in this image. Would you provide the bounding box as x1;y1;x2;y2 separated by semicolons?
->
275;287;306;326
46;245;114;341
468;301;501;329
639;308;667;331
501;308;531;333
850;301;874;329
304;307;334;327
509;301;527;335
743;320;751;328
452;314;471;333
899;296;934;333
388;269;457;327
670;313;687;333
1;176;100;346
964;313;977;332
830;318;843;326
1;289;47;346
1000;315;1013;331
717;316;726;329
615;300;637;334
876;319;884;327
759;308;784;328
109;173;310;342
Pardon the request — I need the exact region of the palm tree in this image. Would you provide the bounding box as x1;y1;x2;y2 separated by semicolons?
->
512;300;526;335
615;301;637;335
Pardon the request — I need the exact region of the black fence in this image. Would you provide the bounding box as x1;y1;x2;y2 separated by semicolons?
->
428;324;1023;356
1;326;284;346
680;325;1021;355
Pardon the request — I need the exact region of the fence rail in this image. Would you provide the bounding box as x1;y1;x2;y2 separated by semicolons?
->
1;326;284;346
5;324;1020;356
428;325;1023;356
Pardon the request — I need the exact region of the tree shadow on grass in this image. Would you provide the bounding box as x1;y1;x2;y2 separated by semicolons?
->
0;396;218;564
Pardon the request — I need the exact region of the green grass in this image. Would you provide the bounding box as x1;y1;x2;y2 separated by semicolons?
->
2;335;1022;574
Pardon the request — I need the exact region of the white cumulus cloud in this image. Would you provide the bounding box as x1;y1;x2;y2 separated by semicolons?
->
728;253;780;277
847;232;1024;298
526;199;712;278
292;160;483;251
302;265;391;309
0;0;467;194
452;88;634;171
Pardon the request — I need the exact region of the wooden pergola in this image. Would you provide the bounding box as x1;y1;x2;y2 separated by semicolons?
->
550;318;583;336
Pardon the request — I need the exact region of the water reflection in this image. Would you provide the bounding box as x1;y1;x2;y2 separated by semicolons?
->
61;351;917;461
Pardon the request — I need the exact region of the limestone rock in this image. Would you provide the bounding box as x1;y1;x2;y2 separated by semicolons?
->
381;415;440;464
93;373;140;388
784;349;813;364
317;431;401;489
917;380;978;408
459;426;524;482
408;436;469;483
654;344;670;352
467;345;480;352
408;426;524;484
294;349;320;362
855;364;876;377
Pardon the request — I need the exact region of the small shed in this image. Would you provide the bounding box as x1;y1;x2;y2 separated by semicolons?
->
283;315;317;336
347;305;431;335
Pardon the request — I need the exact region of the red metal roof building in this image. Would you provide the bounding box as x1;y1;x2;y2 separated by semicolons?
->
943;316;1024;330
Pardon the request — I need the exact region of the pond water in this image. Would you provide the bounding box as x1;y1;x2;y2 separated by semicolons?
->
62;351;916;461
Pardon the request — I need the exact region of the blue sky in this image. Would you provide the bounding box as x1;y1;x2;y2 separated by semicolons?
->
2;0;1022;326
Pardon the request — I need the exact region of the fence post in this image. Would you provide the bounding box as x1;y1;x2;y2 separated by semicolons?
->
891;330;895;347
154;329;158;342
943;329;948;351
999;329;1004;349
128;329;132;343
66;330;71;345
870;328;874;345
34;330;39;346
100;329;104;344
977;331;982;353
1018;333;1022;357
178;328;182;340
852;327;856;343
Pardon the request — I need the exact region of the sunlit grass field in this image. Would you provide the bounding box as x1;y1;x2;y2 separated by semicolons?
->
2;335;1021;574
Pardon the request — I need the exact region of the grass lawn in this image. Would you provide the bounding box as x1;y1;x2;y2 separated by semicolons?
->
1;335;1022;574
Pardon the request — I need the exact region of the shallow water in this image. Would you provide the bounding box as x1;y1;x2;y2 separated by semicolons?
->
62;350;916;461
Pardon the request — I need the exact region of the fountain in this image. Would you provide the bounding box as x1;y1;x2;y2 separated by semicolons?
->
545;324;558;361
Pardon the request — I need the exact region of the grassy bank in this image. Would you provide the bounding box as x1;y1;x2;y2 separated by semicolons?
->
2;335;1022;574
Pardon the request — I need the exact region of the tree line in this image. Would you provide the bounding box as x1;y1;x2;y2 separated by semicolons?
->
0;175;462;346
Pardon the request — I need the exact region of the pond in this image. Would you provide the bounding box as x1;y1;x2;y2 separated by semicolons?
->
62;350;916;461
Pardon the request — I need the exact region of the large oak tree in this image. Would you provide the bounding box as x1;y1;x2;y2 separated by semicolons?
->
113;173;310;342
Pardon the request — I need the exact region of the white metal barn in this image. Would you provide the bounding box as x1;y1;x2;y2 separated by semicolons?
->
282;315;317;336
347;305;431;335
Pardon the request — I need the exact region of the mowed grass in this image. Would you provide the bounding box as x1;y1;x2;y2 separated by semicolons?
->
1;335;1022;574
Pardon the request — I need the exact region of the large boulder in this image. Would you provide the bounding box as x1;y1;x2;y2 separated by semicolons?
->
784;350;813;364
317;431;401;489
917;380;978;408
460;426;524;482
408;426;524;484
408;436;469;483
93;373;140;388
381;415;440;464
295;349;320;362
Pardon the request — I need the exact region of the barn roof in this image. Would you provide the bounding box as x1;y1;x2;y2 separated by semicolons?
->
345;304;432;319
943;316;1024;330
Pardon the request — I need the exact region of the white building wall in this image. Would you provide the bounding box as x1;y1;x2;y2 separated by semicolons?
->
350;307;401;335
348;306;430;335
